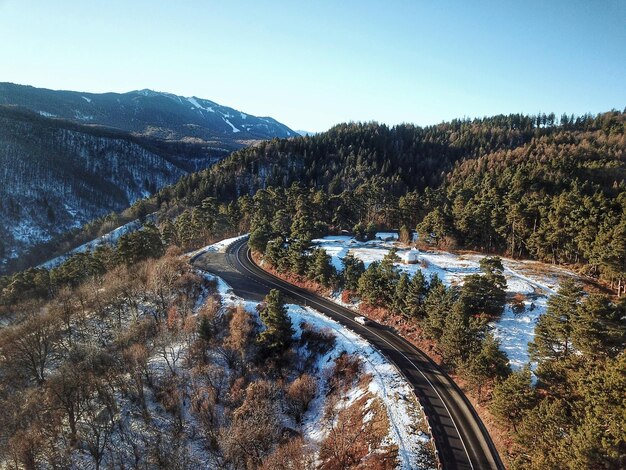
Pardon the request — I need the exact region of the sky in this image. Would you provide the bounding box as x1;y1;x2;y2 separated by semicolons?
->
0;0;624;132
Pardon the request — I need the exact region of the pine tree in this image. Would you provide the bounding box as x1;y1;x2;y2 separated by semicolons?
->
416;208;451;247
465;333;511;399
352;222;366;242
405;270;427;319
422;276;452;340
490;365;536;432
160;219;178;247
459;273;506;317
342;253;365;292
393;273;410;316
379;249;400;304
571;294;626;359
290;196;315;241
307;248;335;287
287;238;310;275
175;209;193;249
258;289;294;356
439;300;486;367
513;398;570;467
265;237;286;270
249;219;272;253
357;261;384;305
530;279;583;363
479;256;507;291
271;209;291;237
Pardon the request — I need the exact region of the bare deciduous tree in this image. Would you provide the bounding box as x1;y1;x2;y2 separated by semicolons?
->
0;311;60;385
286;374;318;424
223;380;283;469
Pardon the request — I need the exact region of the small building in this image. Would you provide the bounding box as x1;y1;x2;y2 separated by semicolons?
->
400;248;420;264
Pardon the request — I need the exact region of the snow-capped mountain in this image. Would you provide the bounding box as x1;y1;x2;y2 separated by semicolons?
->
0;83;297;271
0;82;296;147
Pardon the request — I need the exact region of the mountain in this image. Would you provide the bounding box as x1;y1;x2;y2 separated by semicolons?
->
0;83;296;270
0;82;297;148
0;106;211;267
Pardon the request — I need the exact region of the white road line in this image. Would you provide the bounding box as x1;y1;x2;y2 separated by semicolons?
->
234;241;477;470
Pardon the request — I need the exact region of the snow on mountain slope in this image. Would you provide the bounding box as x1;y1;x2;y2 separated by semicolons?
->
38;214;158;270
0;106;221;271
0;82;296;144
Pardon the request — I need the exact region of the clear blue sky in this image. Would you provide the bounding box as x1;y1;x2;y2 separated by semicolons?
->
1;0;624;132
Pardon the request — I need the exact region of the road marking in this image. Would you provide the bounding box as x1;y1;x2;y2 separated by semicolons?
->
232;240;478;470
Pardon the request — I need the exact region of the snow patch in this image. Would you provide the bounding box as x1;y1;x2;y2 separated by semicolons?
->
312;235;580;370
38;214;157;270
74;110;94;121
186;96;215;112
223;117;240;133
186;234;248;260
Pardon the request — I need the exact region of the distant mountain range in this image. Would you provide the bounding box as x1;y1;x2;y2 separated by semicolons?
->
0;83;296;269
0;82;296;148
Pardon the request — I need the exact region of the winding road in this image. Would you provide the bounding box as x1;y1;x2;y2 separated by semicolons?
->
192;237;504;470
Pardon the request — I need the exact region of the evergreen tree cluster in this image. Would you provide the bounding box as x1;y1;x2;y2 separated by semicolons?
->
492;281;626;468
151;110;625;294
0;223;166;305
13;110;625;294
423;112;626;295
258;225;510;384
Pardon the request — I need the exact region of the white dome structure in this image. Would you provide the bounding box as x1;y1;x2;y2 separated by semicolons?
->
400;248;420;264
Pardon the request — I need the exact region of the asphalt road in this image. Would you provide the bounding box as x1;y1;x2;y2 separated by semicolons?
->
192;237;505;470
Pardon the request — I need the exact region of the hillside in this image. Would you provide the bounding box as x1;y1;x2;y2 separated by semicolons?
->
0;82;296;270
0;106;225;268
0;82;296;146
0;237;438;469
158;111;625;293
1;110;625;469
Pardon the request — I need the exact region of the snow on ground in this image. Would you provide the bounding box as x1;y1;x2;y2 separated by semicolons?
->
38;214;157;270
200;242;436;469
312;234;580;370
289;304;435;470
186;234;248;259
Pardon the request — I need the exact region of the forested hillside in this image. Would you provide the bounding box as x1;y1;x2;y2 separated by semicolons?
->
0;82;296;145
156;110;625;295
0;106;228;270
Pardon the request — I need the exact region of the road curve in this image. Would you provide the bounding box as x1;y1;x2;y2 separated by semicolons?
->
192;238;505;470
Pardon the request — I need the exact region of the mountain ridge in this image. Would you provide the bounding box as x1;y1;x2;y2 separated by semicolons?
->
0;82;296;147
0;83;296;269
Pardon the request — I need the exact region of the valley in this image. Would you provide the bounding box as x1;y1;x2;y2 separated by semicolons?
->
2;2;624;468
1;110;624;470
0;84;296;272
